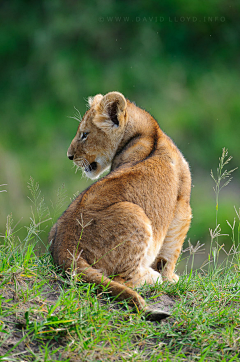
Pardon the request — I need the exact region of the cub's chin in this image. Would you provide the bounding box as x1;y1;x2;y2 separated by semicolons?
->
84;161;110;180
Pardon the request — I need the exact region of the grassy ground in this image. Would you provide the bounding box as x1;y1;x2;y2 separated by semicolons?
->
0;238;239;361
0;151;240;361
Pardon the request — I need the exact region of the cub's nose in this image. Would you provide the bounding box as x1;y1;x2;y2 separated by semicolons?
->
67;153;74;160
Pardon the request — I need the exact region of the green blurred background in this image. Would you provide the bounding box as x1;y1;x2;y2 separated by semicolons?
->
1;1;240;259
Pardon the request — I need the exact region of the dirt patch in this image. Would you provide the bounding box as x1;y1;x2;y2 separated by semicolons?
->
0;279;63;357
147;294;176;313
1;280;176;359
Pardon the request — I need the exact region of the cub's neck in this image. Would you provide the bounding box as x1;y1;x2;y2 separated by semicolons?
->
111;101;163;171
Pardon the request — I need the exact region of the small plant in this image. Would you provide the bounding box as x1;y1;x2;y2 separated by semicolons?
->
209;148;238;268
210;147;237;229
226;206;240;269
50;183;68;224
25;177;52;247
182;239;205;276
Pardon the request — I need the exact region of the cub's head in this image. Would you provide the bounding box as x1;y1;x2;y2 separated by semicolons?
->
67;91;128;179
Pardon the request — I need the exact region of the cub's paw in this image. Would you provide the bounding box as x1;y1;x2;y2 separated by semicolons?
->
171;273;179;283
132;268;163;288
163;272;179;284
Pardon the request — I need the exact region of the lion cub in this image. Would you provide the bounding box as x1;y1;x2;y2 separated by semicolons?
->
49;92;192;320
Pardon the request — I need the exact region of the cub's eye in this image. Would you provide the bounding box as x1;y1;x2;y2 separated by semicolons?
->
81;132;89;140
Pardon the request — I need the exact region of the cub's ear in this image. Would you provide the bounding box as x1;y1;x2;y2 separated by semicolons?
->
88;94;103;108
94;92;127;130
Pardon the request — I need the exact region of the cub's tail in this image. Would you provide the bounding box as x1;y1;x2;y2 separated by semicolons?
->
75;257;170;322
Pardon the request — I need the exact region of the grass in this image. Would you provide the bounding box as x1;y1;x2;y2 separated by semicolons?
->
0;150;240;361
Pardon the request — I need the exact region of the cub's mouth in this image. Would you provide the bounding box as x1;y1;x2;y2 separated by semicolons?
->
85;162;98;173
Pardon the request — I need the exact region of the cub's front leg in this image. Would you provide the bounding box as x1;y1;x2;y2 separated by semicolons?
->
152;198;192;283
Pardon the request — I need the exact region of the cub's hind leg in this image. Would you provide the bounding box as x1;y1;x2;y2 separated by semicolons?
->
152;198;192;283
81;202;162;288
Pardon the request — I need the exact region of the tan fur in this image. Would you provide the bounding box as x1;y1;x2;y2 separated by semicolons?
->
49;91;192;320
